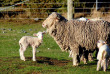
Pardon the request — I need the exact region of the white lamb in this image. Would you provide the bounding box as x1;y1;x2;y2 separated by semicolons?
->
97;40;110;72
19;31;45;61
78;17;88;21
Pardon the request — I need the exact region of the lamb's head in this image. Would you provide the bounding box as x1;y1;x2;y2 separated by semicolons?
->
42;12;64;28
33;31;46;40
97;40;106;48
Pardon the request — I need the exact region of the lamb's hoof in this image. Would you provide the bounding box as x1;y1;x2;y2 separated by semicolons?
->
20;58;26;61
33;59;36;61
104;70;106;72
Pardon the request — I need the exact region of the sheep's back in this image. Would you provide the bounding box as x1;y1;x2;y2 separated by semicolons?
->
68;20;110;50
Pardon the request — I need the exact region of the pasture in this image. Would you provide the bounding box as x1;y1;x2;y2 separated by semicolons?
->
0;20;110;74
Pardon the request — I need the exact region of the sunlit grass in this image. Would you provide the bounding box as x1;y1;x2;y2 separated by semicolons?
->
0;21;110;74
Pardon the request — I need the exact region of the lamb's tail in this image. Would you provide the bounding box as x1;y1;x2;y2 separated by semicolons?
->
19;43;23;51
102;50;107;60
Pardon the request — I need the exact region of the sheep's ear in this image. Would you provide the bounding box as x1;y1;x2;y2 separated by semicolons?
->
56;17;60;22
33;33;37;36
55;15;60;22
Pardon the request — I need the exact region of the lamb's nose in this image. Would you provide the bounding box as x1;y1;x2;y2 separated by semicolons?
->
42;24;45;27
42;23;45;26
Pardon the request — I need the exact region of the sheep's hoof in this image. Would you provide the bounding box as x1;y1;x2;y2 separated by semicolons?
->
73;64;79;67
84;61;87;64
89;58;94;62
84;63;87;64
73;65;78;67
96;69;99;71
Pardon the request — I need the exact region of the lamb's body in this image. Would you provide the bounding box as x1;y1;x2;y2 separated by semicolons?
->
19;32;44;61
19;36;42;48
97;44;110;60
97;40;110;72
42;12;110;66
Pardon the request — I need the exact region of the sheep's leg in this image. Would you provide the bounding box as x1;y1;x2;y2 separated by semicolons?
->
72;48;79;66
72;53;79;66
19;46;26;61
83;50;88;64
88;53;93;62
32;46;36;61
97;60;101;71
68;50;72;58
80;54;87;64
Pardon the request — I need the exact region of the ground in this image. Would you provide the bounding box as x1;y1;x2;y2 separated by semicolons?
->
0;20;110;74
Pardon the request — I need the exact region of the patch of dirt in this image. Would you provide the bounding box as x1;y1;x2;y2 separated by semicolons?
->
27;57;71;66
27;72;42;74
0;59;2;62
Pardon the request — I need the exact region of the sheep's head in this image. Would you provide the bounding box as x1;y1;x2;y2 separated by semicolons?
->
42;12;61;28
97;40;106;48
33;31;46;40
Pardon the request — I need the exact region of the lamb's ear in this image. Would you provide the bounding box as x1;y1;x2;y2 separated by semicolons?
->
103;41;107;44
33;33;37;36
42;31;46;34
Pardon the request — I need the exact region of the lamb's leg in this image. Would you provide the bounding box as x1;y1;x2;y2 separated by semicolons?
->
19;45;26;61
32;46;36;61
103;59;107;72
107;58;110;68
97;60;101;71
101;61;103;70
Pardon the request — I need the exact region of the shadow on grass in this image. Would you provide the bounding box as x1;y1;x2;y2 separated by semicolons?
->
26;57;71;66
5;56;98;67
2;56;99;67
79;59;97;67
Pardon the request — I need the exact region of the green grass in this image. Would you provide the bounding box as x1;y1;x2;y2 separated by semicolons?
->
0;21;110;74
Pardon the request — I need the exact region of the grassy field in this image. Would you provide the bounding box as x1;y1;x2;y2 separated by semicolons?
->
0;20;110;74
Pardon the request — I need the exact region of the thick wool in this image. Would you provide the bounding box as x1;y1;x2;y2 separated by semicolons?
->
49;18;110;51
42;12;110;66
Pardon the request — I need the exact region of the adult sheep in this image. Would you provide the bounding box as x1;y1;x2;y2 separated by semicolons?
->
42;12;110;66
